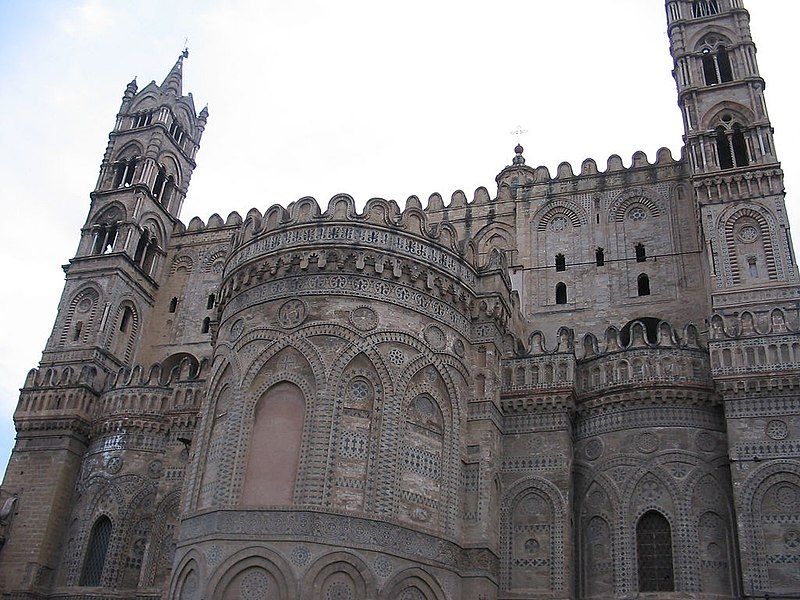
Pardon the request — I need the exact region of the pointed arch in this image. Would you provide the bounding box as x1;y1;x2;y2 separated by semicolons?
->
382;567;447;600
636;510;675;592
302;551;377;599
79;516;113;587
60;285;102;347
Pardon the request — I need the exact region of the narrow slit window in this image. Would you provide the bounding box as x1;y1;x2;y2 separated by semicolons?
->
73;321;84;342
702;50;719;85
717;47;733;82
201;317;210;334
206;294;215;309
80;516;113;587
120;307;133;333
635;243;647;263
555;254;566;272
555;282;567;305
596;248;605;267
638;273;651;296
169;297;178;313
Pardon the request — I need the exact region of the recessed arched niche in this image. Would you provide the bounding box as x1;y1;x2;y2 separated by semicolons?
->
241;382;305;506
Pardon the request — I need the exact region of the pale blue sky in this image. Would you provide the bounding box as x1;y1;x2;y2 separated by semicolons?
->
0;1;796;471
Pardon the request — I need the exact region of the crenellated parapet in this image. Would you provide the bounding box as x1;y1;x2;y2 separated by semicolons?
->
496;148;686;199
217;194;517;337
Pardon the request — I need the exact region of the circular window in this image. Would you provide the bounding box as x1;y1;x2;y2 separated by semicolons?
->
738;225;759;243
550;216;568;232
629;206;647;221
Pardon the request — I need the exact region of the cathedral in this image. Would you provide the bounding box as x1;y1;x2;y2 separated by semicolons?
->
1;1;799;598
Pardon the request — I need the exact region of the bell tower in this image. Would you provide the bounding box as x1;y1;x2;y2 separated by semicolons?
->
0;54;207;596
667;0;799;310
669;3;800;597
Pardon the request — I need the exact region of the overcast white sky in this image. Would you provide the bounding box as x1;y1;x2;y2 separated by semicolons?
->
0;1;796;470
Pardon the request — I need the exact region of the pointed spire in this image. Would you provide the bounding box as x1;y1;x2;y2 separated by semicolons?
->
161;49;189;96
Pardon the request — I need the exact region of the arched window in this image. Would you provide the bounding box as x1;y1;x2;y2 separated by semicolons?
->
555;282;567;305
201;317;210;334
206;294;215;309
638;273;651;296
90;212;121;256
595;247;605;267
555;254;566;272
80;516;113;587
134;227;159;275
169;297;178;313
636;511;675;592
635;243;647;262
112;158;138;188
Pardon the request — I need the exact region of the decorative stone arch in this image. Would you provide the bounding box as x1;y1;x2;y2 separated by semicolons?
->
624;469;681;594
720;204;781;283
534;202;586;232
324;348;388;511
129;93;159;113
114;140;145;161
701;101;756;132
694;30;734;52
138;213;167;248
574;471;620;599
157;151;184;186
108;298;140;365
207;546;297;599
381;567;447;600
142;490;181;587
499;475;567;593
608;189;665;223
60;285;102;347
239;330;326;392
738;460;800;593
202;247;228;273
686;23;740;55
301;551;377;599
168;550;205;600
169;254;194;274
473;221;516;262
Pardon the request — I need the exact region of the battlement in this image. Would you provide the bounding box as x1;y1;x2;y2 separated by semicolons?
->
710;307;800;340
496;147;686;193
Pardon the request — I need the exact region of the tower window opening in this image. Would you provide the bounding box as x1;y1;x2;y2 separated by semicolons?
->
135;228;159;275
717;47;733;82
638;273;651;296
120;307;133;333
73;321;83;342
702;49;719;85
555;282;567;305
595;248;605;267
123;158;137;186
732;125;750;167
153;167;167;201
201;317;211;334
133;111;152;128
91;223;118;255
169;297;178;313
636;511;675;592
692;0;719;18
747;256;758;278
555;254;566;272
206;294;215;309
635;243;647;262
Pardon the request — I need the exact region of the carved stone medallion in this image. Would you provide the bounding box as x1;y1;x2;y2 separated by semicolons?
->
584;438;603;461
106;455;123;474
349;306;378;331
278;299;307;329
636;432;659;454
424;325;446;350
766;419;789;440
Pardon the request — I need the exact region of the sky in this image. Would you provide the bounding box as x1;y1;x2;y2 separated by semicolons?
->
0;0;796;471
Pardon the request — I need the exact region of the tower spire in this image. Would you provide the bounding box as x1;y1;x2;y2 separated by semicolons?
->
161;48;188;96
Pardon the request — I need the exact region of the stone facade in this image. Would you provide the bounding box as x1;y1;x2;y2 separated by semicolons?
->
1;1;799;599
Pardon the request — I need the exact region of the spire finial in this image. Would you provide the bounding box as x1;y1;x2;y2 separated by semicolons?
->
161;48;187;96
510;125;527;165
